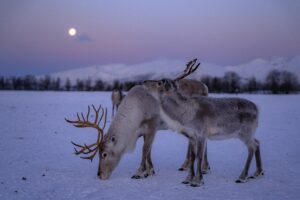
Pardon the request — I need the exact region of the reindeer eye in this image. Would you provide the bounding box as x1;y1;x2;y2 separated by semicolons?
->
157;81;162;86
102;152;107;158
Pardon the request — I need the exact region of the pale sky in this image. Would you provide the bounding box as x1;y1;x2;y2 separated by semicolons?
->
1;0;299;76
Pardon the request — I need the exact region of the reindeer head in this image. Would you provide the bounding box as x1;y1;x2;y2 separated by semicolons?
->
143;58;200;99
65;105;120;180
97;133;121;180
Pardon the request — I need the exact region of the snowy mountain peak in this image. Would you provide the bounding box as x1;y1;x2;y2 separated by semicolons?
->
49;56;300;84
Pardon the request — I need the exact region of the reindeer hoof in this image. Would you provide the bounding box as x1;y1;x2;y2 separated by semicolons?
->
190;183;200;187
144;173;149;178
202;166;211;174
249;170;265;179
148;169;155;176
178;167;189;171
131;175;142;179
182;181;190;184
190;179;204;187
202;169;210;174
235;178;247;183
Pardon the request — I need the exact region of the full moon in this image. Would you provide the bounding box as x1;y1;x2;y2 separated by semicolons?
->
68;28;77;36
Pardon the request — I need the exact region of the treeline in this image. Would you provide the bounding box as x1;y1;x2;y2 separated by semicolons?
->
200;70;299;94
0;75;139;92
0;69;299;94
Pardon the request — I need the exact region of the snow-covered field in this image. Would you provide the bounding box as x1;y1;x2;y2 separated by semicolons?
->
0;91;299;200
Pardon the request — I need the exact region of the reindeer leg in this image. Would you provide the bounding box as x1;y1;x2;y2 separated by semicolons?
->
236;140;255;183
180;140;210;174
250;138;264;179
178;140;191;171
182;139;196;185
191;139;205;187
131;135;148;179
131;125;156;179
202;143;211;174
145;146;155;177
144;129;156;178
144;122;157;178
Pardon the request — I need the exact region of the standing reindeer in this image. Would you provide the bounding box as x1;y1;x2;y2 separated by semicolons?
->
111;88;124;118
65;59;209;180
143;64;264;187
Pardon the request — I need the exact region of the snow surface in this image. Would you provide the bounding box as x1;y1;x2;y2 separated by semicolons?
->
0;91;300;200
49;56;300;84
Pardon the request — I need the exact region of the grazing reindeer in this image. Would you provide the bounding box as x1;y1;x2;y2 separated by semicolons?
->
65;59;209;180
111;88;124;118
143;63;264;187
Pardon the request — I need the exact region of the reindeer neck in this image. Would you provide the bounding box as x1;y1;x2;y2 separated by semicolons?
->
159;92;198;124
107;86;158;153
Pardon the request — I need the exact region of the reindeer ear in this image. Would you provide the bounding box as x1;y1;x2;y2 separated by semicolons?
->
164;80;177;91
172;80;179;90
163;80;170;91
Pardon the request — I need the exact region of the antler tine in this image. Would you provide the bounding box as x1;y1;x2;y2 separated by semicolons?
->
186;62;200;74
185;58;197;71
80;150;98;162
174;58;200;81
102;107;108;130
71;141;85;148
92;105;103;126
81;112;86;122
77;112;81;121
185;59;198;71
71;141;96;154
86;105;90;121
92;104;101;125
93;106;106;144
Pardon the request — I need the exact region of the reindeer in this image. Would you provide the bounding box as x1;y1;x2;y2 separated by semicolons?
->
111;88;124;118
65;59;209;180
143;62;264;187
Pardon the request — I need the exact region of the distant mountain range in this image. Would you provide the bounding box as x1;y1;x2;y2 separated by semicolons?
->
49;56;300;84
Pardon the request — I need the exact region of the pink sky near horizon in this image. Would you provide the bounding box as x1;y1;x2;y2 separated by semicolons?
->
1;0;299;76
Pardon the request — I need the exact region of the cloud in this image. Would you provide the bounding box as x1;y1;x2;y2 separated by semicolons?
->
76;33;93;43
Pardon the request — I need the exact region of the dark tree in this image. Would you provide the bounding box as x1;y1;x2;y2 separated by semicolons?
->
38;75;51;90
223;71;241;93
200;76;212;92
65;78;71;91
112;80;121;90
84;79;92;91
0;76;4;89
76;79;84;91
211;77;222;93
247;77;258;93
266;70;281;94
280;71;299;94
24;75;37;90
3;77;13;90
94;79;104;91
12;77;24;90
52;77;61;91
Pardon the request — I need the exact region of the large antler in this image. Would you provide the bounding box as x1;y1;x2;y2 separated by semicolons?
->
174;58;200;81
65;105;107;162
